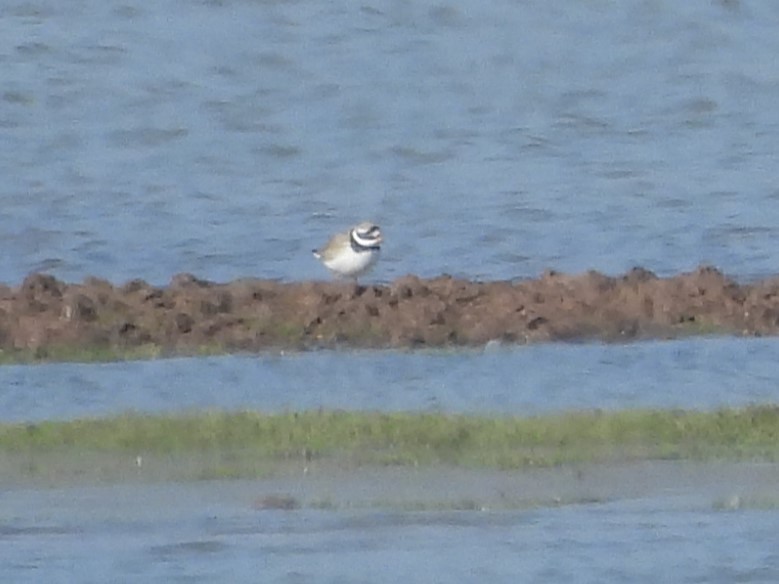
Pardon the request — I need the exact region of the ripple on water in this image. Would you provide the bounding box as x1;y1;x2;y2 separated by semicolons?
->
0;336;778;422
0;1;777;285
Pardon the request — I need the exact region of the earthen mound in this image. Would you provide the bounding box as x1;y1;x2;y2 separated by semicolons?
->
0;266;775;359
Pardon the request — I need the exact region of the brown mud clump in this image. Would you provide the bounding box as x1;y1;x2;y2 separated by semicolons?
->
0;266;776;359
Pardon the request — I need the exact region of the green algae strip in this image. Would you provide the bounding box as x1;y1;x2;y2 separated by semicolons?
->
2;406;779;481
0;343;218;365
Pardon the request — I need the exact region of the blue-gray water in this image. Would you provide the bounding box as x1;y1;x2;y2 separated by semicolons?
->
1;337;779;423
2;0;779;284
3;0;779;581
3;479;779;584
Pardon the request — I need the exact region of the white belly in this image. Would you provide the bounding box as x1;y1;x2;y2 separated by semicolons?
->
323;247;379;278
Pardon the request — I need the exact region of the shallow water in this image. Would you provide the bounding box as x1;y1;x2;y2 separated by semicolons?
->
3;0;779;581
1;336;778;423
3;466;779;583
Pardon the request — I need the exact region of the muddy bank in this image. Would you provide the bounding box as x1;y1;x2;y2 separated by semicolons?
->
1;266;778;358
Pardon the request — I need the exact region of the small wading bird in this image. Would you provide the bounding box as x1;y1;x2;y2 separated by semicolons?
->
312;221;383;281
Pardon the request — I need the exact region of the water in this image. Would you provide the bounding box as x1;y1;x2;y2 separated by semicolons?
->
1;336;779;422
3;478;779;583
2;0;779;284
3;0;779;581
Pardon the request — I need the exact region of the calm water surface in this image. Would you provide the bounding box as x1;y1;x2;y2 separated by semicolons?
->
3;0;779;581
2;481;779;583
1;336;779;422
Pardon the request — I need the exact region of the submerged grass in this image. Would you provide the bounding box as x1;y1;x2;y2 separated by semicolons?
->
0;343;239;365
3;406;779;476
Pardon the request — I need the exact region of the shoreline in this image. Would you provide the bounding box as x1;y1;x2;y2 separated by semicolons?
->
4;460;779;512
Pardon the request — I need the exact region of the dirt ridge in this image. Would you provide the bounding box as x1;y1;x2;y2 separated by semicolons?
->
1;265;778;356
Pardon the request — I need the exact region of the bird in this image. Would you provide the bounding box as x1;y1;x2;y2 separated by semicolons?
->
312;221;383;280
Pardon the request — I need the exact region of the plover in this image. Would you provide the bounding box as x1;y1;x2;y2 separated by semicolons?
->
313;221;383;280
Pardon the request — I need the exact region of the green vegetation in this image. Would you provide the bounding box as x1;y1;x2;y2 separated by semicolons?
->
0;343;234;365
2;406;779;482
